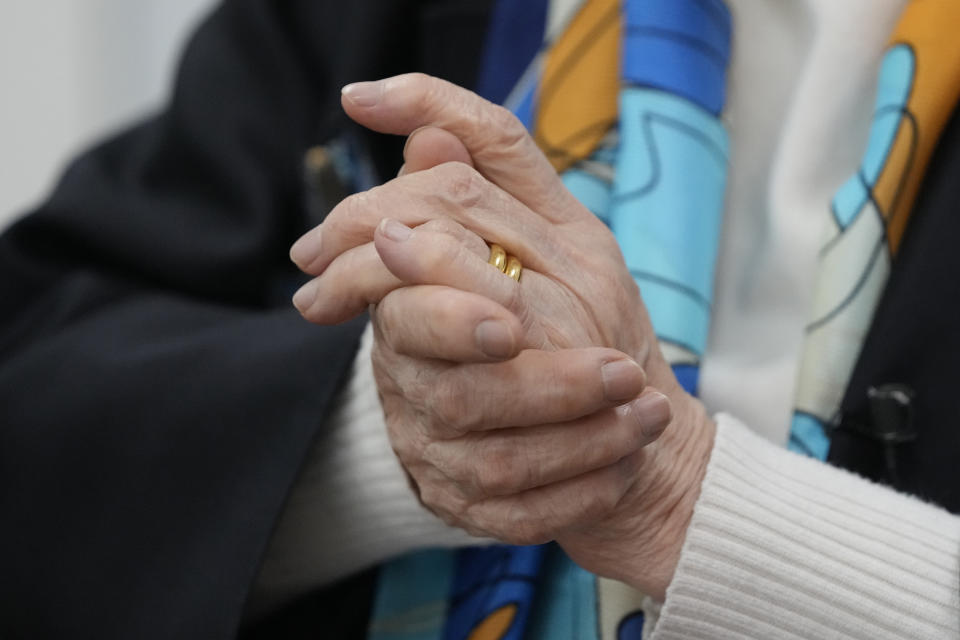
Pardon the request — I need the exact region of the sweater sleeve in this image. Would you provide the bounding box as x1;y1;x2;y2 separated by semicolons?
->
648;413;960;640
253;335;960;637
249;323;487;618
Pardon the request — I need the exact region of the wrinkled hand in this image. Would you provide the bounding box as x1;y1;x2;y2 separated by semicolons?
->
290;74;715;599
291;78;651;365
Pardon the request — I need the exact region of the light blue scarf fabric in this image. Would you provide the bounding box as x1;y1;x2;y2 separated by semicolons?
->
368;1;731;638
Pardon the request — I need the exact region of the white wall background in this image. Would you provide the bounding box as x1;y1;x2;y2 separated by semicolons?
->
0;0;218;230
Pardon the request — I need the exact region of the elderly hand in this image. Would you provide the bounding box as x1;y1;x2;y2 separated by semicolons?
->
292;79;652;364
290;74;715;599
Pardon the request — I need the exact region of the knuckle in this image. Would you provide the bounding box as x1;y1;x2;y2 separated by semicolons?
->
486;104;528;150
406;71;432;86
409;371;438;415
430;394;461;433
391;363;432;413
409;245;448;284
423;436;526;500
326;189;381;243
389;437;418;466
433;161;485;210
371;337;401;385
337;189;373;224
422;218;487;258
424;379;468;433
424;374;489;435
419;439;449;474
502;506;551;546
591;481;624;518
373;295;403;352
409;72;443;109
455;397;487;433
421;216;463;237
439;234;475;273
473;444;525;497
417;482;450;514
421;439;473;489
388;425;427;465
422;481;471;524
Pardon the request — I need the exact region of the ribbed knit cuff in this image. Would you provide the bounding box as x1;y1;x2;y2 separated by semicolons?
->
650;413;960;640
252;324;483;612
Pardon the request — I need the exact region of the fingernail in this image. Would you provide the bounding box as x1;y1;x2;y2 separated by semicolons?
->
601;359;644;402
292;281;317;313
342;81;383;107
475;319;515;358
380;218;412;242
290;227;322;269
630;392;672;438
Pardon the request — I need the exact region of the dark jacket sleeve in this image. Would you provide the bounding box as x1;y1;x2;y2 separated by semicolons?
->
0;1;436;637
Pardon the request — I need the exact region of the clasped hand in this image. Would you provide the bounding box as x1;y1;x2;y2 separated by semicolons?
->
290;73;714;600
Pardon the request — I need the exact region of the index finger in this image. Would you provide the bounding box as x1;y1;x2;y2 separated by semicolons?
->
340;73;586;224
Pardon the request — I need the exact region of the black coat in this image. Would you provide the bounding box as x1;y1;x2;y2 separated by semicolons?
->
0;1;492;637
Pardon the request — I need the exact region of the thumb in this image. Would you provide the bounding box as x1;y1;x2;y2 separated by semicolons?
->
341;73;583;224
398;126;474;177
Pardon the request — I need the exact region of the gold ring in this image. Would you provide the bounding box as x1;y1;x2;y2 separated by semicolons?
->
505;256;522;281
488;243;507;272
488;243;522;281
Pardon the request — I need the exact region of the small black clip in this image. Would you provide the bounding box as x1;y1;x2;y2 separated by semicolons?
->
866;383;917;444
866;383;917;485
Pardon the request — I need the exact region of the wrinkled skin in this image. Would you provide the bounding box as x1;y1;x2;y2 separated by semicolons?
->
290;73;714;600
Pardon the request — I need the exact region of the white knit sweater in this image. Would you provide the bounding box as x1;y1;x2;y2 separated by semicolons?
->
253;0;960;636
256;327;960;638
652;414;960;639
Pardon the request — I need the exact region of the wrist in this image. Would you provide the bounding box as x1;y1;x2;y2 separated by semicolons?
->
606;391;715;600
647;392;715;598
556;391;715;600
